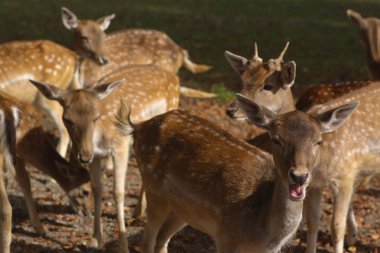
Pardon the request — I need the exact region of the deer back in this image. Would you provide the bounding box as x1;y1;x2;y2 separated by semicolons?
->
296;81;372;111
307;82;380;186
0;40;77;102
80;29;183;86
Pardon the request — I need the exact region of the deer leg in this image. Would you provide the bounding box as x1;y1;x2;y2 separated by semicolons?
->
133;185;147;218
154;212;186;253
142;192;171;253
0;159;11;253
345;201;357;246
113;138;131;253
36;96;69;157
14;157;45;234
305;187;322;253
89;157;103;248
331;180;355;253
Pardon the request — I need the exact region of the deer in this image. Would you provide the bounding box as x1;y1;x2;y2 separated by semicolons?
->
0;92;90;234
347;9;380;80
0;39;84;157
0;94;18;253
224;43;380;253
29;63;181;253
61;7;212;87
115;90;357;253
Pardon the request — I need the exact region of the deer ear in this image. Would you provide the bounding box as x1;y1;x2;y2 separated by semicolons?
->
347;9;368;29
315;101;359;133
61;7;78;30
224;51;249;75
281;61;296;89
236;93;276;130
29;80;66;104
92;80;124;100
97;14;115;31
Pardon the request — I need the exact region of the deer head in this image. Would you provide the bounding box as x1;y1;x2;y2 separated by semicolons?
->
61;7;115;66
225;43;296;119
347;9;380;79
29;79;123;163
236;94;358;200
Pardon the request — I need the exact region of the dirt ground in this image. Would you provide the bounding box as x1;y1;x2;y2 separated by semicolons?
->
6;97;380;253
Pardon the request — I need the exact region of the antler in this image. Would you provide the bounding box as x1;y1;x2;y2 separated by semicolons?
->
252;42;263;62
276;42;290;63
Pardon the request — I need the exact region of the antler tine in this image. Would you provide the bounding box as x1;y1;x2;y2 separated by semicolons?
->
277;42;290;62
252;42;263;62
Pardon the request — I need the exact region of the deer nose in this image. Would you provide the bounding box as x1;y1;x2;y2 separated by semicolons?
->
226;102;239;118
78;152;94;164
289;169;309;184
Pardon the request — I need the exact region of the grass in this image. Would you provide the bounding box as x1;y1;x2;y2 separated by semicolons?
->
1;0;380;97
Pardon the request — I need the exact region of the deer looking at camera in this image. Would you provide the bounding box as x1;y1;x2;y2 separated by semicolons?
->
116;92;357;253
61;7;212;87
0;92;90;235
225;43;380;253
30;63;180;253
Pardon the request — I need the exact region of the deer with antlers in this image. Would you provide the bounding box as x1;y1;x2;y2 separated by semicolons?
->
30;63;180;253
115;90;357;253
61;7;212;87
225;43;380;253
0;92;90;235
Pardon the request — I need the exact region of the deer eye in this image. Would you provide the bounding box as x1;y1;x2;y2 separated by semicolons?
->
316;140;323;146
93;115;101;122
271;138;282;146
81;36;89;42
63;118;74;127
263;84;273;91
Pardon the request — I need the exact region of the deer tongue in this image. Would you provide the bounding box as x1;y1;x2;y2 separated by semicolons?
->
289;184;304;198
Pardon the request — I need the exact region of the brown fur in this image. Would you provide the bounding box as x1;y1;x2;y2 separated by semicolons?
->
225;43;380;253
31;64;180;253
116;96;355;253
0;92;89;234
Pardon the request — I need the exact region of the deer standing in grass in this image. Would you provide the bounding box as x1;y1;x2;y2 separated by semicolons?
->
0;95;17;253
0;92;90;235
61;7;212;87
30;64;180;253
116;92;357;253
225;43;380;253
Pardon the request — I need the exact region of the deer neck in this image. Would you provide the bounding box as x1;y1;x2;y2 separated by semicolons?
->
262;173;303;250
278;90;296;114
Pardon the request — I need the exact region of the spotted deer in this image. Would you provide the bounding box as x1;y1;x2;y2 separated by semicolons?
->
224;43;380;253
61;7;212;87
347;9;380;80
30;64;180;253
0;95;17;253
0;40;84;157
0;92;90;234
116;92;357;253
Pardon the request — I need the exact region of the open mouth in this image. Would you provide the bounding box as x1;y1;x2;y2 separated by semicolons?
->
289;183;306;200
229;113;247;121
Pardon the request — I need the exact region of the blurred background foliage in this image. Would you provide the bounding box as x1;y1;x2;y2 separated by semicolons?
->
1;0;380;97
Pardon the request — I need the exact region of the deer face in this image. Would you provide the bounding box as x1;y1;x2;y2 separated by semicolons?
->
236;94;358;201
61;7;115;66
29;80;123;164
225;43;296;120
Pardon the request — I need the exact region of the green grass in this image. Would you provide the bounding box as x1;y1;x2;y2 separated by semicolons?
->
1;0;380;97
